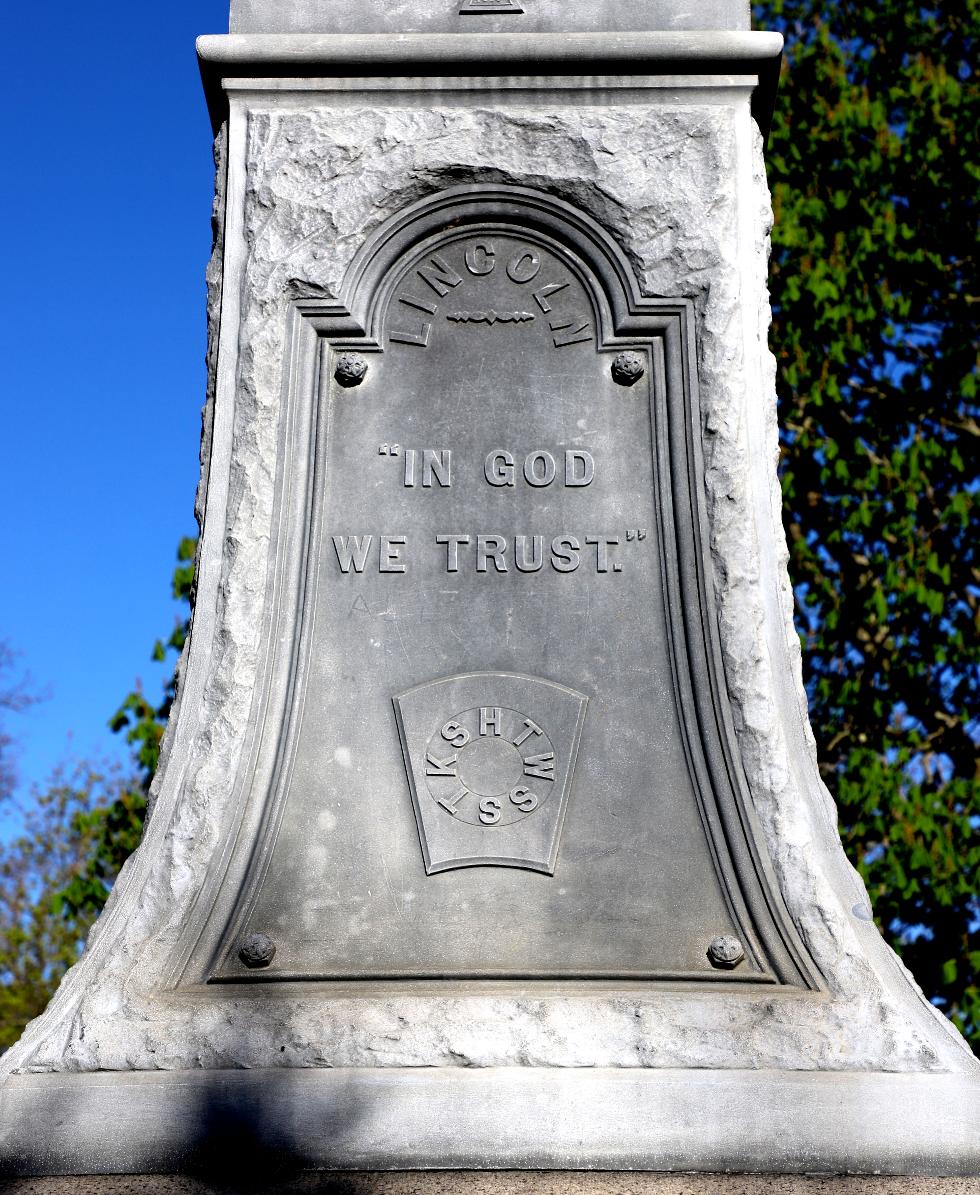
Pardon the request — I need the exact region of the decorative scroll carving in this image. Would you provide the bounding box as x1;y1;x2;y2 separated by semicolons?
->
447;310;535;325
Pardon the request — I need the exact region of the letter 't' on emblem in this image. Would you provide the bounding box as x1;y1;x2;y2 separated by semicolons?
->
393;673;588;875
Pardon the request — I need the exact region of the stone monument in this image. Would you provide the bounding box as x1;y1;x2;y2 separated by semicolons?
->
2;0;978;1180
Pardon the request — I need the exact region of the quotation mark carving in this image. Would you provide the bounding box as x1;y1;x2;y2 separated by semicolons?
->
626;529;647;542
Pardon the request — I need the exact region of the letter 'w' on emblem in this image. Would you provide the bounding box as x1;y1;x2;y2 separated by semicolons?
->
523;752;555;780
393;672;588;876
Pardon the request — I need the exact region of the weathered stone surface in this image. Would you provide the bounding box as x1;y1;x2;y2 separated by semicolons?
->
5;100;973;1085
2;1068;978;1176
229;0;751;35
3;1176;980;1194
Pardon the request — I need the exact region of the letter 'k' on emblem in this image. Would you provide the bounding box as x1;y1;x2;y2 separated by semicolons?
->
394;672;588;874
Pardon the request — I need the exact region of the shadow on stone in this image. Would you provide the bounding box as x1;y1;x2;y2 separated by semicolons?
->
178;1070;372;1186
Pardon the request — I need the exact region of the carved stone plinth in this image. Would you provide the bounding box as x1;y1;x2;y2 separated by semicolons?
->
2;10;977;1181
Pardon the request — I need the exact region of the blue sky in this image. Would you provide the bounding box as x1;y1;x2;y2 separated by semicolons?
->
1;0;230;822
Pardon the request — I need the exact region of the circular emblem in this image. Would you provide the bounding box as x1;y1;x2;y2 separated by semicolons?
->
238;931;276;969
707;935;745;969
423;706;556;827
334;352;368;388
611;350;645;386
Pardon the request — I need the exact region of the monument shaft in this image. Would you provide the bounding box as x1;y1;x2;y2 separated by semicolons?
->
2;1;977;1179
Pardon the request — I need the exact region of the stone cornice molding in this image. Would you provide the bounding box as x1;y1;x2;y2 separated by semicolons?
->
196;30;784;136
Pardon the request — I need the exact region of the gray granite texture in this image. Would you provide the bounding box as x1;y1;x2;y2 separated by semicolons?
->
2;1178;979;1195
3;1067;977;1175
2;89;976;1086
229;0;751;35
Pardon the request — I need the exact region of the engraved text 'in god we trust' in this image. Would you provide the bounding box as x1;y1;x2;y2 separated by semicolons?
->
331;445;647;574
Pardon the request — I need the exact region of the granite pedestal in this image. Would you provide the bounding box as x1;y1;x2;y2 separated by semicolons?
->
3;2;977;1179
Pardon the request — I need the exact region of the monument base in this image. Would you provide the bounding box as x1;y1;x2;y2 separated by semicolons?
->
6;25;978;1185
0;1177;977;1195
2;1068;978;1177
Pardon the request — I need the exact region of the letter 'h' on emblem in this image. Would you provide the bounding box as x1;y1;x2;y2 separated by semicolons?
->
394;672;588;874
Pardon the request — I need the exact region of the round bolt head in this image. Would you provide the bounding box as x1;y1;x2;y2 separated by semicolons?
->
239;931;276;969
335;352;369;388
707;934;745;969
611;350;645;387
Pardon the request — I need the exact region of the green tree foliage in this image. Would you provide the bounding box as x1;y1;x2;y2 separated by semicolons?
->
0;642;37;803
0;642;112;1048
56;537;197;921
0;766;112;1049
0;542;195;1048
757;0;979;1043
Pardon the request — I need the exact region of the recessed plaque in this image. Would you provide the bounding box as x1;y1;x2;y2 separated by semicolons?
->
197;186;819;988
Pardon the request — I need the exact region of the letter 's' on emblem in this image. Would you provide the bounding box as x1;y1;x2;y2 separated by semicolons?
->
394;672;588;874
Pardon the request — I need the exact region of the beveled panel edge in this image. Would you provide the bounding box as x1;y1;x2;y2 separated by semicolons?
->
2;1067;979;1177
195;31;784;137
180;184;822;992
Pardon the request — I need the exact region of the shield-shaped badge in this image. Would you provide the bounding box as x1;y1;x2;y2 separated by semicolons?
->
393;672;588;875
